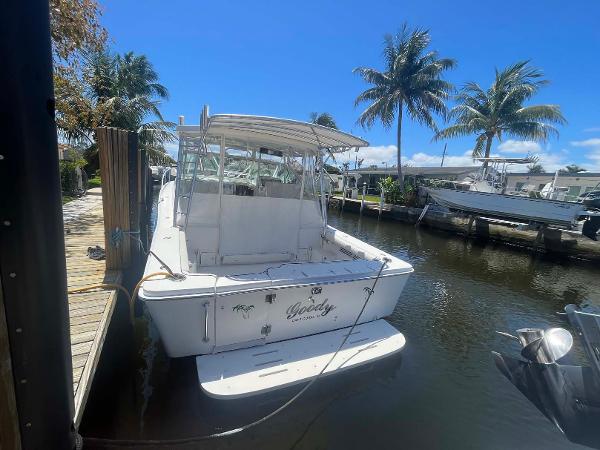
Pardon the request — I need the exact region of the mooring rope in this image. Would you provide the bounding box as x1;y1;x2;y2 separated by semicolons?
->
82;257;390;447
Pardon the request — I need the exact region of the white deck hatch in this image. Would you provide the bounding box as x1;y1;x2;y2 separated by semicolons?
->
196;319;405;399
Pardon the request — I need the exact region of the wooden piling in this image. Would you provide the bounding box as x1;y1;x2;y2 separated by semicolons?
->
2;0;75;446
0;282;21;450
96;128;140;270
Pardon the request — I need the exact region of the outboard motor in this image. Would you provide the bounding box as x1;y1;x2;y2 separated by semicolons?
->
582;216;600;241
493;306;600;449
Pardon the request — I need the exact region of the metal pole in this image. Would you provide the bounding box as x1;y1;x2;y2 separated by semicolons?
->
341;174;347;210
379;189;385;220
360;183;366;215
440;143;447;167
319;153;327;233
0;0;75;448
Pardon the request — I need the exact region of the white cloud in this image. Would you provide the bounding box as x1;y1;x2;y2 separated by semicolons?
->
497;140;542;154
338;145;397;168
338;145;484;168
404;150;481;167
335;137;600;173
570;138;600;171
532;152;567;172
490;139;578;172
571;138;600;148
584;127;600;133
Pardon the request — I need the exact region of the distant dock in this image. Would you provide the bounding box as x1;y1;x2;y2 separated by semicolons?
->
331;196;600;262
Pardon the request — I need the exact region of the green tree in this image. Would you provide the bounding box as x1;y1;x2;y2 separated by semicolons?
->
354;24;455;190
435;61;566;168
559;164;586;174
51;0;108;147
63;51;175;166
527;163;545;173
50;0;107;65
310;112;338;129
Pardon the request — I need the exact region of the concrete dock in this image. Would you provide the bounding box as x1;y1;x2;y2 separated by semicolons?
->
331;197;600;262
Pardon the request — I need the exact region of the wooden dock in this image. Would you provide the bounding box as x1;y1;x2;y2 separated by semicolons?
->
63;192;121;426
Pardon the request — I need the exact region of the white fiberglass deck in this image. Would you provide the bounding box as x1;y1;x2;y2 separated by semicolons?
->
196;319;405;399
140;110;413;361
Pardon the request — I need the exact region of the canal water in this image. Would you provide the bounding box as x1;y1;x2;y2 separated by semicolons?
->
81;188;600;449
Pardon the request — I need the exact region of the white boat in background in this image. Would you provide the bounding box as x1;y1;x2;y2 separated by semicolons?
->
140;107;413;398
426;157;585;228
150;165;166;182
426;187;584;228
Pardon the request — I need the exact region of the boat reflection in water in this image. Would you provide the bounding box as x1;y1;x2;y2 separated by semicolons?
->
493;304;600;449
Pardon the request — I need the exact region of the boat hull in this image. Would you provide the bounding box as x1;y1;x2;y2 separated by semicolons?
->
144;271;409;358
426;187;585;228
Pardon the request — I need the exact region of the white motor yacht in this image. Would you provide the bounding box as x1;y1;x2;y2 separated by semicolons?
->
139;108;413;398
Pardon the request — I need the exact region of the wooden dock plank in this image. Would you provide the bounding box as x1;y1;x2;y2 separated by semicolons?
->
64;202;122;426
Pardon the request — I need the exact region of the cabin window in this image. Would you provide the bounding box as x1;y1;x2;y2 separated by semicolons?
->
515;182;525;191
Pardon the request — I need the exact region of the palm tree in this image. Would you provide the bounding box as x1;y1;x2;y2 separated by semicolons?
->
354;24;455;189
86;51;175;164
435;61;566;168
310;112;338;129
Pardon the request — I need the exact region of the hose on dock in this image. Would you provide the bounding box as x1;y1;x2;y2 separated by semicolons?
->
68;271;177;325
81;258;390;447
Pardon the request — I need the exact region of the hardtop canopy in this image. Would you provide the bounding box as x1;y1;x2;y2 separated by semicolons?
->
177;113;369;153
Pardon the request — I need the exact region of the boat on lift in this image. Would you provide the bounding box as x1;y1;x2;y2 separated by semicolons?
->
139;107;413;399
426;157;586;228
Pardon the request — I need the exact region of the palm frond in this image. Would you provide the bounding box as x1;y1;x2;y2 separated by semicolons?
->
434;123;479;141
513;105;566;125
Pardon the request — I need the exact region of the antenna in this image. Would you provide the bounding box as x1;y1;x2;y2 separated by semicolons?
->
440;143;447;167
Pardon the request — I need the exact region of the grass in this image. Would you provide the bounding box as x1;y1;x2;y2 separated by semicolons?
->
332;193;383;203
88;176;101;189
363;194;383;203
62;195;75;204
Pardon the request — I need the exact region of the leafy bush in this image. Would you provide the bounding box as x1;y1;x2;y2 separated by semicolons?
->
59;148;87;195
377;177;417;206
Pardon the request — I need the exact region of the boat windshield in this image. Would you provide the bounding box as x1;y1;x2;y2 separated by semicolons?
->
174;134;321;227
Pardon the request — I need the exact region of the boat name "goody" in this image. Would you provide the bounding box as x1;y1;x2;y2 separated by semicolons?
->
286;298;336;321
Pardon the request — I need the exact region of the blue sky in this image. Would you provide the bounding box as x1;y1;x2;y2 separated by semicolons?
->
101;0;600;171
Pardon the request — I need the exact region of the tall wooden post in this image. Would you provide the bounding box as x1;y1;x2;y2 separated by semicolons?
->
96;128;140;270
0;0;75;447
138;147;149;255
